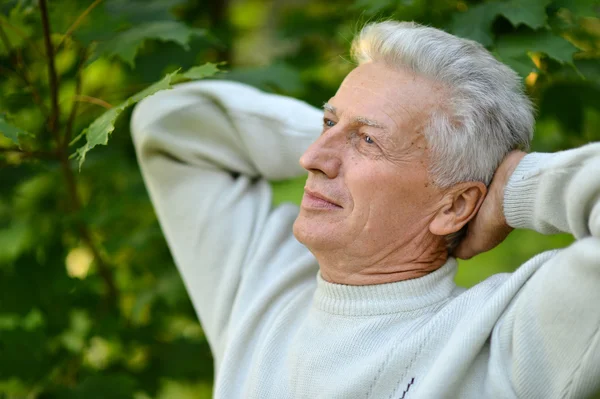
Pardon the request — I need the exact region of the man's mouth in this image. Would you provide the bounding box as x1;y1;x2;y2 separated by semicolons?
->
302;188;343;210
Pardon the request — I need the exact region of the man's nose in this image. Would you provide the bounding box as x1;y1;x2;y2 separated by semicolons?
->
299;130;343;179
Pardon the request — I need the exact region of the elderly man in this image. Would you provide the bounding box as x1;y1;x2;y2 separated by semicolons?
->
131;21;600;398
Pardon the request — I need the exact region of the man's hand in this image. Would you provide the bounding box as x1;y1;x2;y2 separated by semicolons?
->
454;150;527;259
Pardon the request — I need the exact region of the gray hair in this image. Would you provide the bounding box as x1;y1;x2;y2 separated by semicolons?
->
351;21;534;187
351;21;534;250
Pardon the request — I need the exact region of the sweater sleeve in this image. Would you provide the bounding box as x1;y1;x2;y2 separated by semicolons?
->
130;80;321;358
491;143;600;398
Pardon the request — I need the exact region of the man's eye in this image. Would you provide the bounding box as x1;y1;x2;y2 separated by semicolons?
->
364;135;374;144
323;118;336;127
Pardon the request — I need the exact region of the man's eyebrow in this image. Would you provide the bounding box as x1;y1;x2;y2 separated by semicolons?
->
323;102;387;130
354;116;386;130
323;102;336;114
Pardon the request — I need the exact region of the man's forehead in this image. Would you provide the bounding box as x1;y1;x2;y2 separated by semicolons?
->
329;63;444;132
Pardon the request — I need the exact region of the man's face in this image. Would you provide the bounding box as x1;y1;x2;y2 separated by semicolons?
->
293;62;446;262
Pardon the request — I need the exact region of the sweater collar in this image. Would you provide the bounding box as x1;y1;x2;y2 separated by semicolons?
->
312;258;458;316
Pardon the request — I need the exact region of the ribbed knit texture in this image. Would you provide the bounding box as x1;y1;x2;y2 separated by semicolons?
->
131;80;600;399
313;260;458;316
503;152;551;231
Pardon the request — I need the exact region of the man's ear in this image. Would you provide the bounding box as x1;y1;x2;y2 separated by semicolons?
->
429;182;487;236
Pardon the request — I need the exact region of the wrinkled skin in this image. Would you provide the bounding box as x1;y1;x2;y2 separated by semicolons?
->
293;62;488;285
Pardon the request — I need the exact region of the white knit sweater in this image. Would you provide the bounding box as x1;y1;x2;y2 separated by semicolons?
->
131;80;600;399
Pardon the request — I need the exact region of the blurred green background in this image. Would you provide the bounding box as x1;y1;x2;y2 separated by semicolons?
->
0;0;599;398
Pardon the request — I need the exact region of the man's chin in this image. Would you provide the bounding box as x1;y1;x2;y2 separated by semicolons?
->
292;215;309;245
292;214;341;250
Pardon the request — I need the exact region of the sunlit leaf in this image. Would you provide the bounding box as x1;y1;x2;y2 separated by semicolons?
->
95;21;205;67
75;70;180;169
181;62;222;80
75;63;219;169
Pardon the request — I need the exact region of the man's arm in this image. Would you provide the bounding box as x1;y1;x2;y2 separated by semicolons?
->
130;80;321;360
486;144;600;398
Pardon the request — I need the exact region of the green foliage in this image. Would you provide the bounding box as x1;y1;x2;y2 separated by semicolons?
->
495;29;579;76
0;0;599;397
448;0;596;76
498;0;552;29
1;0;219;397
0;115;31;145
74;62;220;168
451;3;502;46
452;0;554;47
94;21;205;67
69;374;137;399
180;62;220;80
0;6;34;57
74;69;180;168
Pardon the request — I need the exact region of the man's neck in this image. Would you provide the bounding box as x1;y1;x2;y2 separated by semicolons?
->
316;234;449;286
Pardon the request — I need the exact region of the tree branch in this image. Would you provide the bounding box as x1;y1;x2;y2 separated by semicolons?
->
37;0;119;306
73;95;113;109
56;0;103;52
58;153;118;303
64;47;88;148
39;0;60;135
